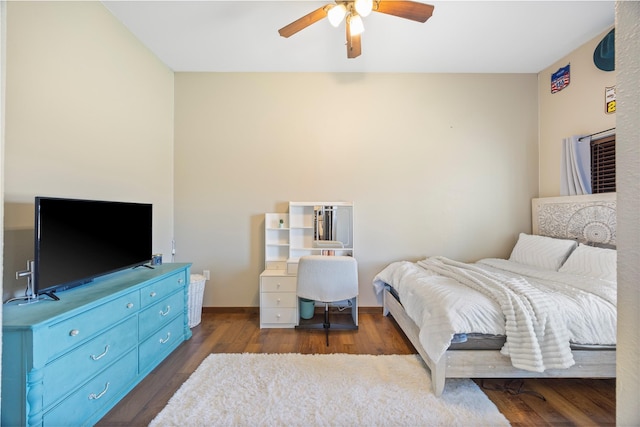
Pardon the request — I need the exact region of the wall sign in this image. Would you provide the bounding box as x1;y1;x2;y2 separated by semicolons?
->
605;86;616;114
551;64;570;94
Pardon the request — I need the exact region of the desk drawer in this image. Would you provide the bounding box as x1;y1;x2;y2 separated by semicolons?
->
140;271;187;308
43;348;137;427
261;275;296;293
138;290;183;339
46;291;140;359
260;292;297;308
260;307;297;325
43;316;138;408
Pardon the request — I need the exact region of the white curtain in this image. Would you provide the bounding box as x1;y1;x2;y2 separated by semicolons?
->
561;135;592;195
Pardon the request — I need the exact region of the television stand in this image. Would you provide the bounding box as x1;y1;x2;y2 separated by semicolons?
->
39;290;60;301
2;263;192;427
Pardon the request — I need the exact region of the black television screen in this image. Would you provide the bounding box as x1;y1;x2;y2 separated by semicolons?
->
34;197;152;299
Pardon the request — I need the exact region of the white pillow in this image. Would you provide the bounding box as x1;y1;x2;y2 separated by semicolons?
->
509;233;577;271
559;243;617;282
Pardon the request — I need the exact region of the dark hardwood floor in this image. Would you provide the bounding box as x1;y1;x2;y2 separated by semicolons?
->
97;309;615;426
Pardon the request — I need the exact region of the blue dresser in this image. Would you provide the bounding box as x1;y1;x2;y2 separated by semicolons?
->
1;263;192;427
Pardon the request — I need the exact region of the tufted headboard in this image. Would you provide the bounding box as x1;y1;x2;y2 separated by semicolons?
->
532;193;617;246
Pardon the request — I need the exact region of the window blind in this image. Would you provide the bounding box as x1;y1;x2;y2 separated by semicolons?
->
591;135;616;193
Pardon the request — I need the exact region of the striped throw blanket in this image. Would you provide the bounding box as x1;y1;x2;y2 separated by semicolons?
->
417;256;575;372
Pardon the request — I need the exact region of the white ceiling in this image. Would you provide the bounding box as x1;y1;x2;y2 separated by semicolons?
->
101;0;615;73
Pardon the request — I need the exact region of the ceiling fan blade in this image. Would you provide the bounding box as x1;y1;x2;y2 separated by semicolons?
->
278;6;328;38
374;0;434;23
346;20;362;59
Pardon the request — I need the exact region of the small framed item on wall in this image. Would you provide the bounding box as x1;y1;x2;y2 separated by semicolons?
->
551;64;570;94
605;86;616;114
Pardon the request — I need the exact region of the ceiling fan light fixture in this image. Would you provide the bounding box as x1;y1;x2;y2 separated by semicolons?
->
278;0;435;59
348;13;365;36
327;4;347;27
354;0;373;17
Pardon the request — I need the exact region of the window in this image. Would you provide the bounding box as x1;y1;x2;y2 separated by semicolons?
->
591;135;615;193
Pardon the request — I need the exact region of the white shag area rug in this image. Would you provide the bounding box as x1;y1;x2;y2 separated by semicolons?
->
150;353;510;427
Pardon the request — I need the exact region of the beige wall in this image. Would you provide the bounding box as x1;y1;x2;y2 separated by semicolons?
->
2;1;175;299
538;27;617;197
174;73;539;307
1;0;6;398
615;1;640;424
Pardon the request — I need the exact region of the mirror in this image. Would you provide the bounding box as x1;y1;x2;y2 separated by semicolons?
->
313;205;353;248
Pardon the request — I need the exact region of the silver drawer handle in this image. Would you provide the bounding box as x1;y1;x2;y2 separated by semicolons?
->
69;329;80;337
126;302;134;309
178;278;184;284
90;345;110;361
160;305;171;316
159;332;171;344
88;382;109;400
150;291;157;298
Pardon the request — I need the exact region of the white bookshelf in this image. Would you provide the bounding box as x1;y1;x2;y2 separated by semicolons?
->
264;213;289;271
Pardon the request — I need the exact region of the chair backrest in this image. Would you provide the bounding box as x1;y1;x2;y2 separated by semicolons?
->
296;255;358;303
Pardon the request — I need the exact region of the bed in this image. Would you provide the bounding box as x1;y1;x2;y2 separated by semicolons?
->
372;193;617;396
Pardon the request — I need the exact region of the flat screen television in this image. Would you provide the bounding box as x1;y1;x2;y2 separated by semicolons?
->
33;197;152;300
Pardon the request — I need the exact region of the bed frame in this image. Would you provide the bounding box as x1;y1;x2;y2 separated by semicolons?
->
382;193;617;396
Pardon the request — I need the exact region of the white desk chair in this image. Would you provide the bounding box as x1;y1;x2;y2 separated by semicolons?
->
295;255;358;346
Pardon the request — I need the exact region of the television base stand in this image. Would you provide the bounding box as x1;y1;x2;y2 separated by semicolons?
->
40;291;60;301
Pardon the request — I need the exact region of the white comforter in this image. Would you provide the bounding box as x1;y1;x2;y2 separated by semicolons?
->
372;257;616;372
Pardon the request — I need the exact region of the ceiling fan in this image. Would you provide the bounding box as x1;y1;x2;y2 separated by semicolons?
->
278;0;435;59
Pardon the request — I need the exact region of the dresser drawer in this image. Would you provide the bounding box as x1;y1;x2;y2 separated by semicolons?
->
140;271;187;308
260;292;297;308
260;307;297;325
261;275;296;292
43;348;137;427
46;291;140;360
43;316;138;409
139;315;184;373
138;290;183;339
